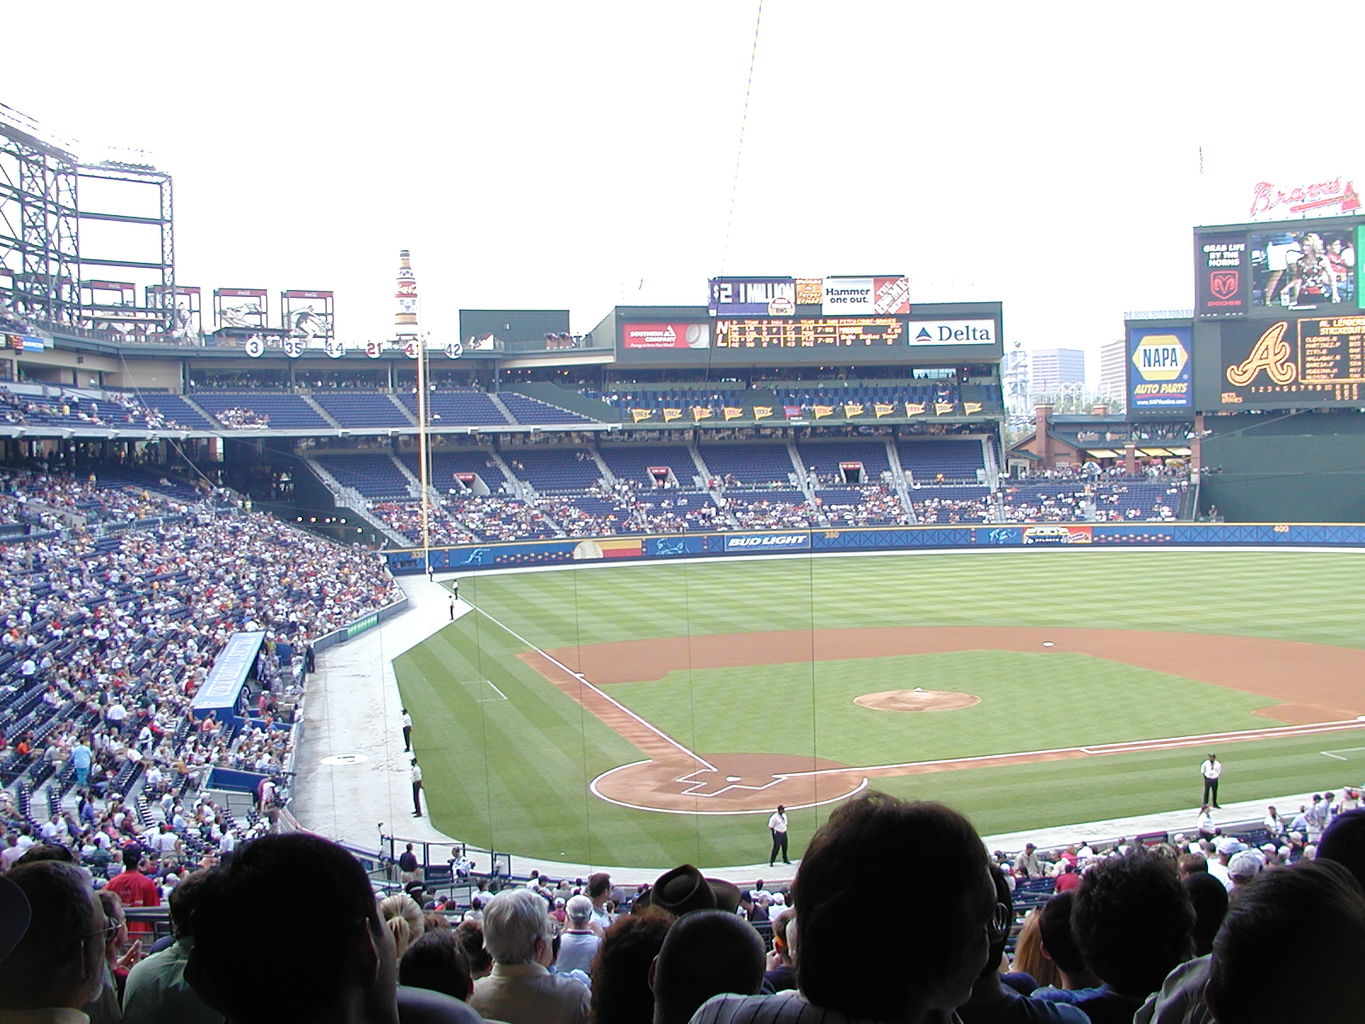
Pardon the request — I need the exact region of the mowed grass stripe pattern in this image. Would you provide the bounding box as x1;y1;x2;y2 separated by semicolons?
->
394;550;1365;866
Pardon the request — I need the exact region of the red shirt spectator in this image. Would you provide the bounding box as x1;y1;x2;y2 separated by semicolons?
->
105;850;161;934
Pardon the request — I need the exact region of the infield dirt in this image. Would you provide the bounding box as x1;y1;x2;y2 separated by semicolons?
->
517;627;1365;812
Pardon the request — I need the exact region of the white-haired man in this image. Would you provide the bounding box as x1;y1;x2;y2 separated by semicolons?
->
554;894;601;976
471;888;589;1024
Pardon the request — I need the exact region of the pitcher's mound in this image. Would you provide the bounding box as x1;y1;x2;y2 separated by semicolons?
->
855;689;980;712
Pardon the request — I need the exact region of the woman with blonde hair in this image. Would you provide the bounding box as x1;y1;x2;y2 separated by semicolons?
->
379;892;426;957
1009;907;1059;989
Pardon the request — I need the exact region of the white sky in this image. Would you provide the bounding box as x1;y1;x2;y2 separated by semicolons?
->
8;0;1365;386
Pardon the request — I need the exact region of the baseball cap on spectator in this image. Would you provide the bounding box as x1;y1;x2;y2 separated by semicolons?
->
1227;850;1264;880
1215;838;1245;856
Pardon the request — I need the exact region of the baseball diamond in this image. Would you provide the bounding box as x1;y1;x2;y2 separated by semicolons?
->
392;547;1365;867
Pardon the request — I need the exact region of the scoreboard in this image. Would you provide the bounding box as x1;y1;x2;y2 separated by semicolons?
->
614;302;1003;367
1215;315;1365;406
714;317;906;348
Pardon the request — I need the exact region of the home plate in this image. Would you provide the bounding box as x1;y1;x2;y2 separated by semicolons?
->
726;776;741;782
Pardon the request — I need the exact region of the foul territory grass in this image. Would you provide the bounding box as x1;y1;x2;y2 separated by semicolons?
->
392;548;1365;867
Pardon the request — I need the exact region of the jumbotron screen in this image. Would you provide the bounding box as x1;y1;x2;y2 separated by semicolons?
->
1195;215;1361;319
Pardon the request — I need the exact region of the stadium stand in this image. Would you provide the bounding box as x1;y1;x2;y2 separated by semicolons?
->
313;453;413;500
502;448;603;493
399;449;511;495
311;391;414;429
397;389;509;427
795;439;894;484
698;443;798;487
0;469;403;883
191;391;330;430
499;392;600;426
598;445;699;488
897;438;987;483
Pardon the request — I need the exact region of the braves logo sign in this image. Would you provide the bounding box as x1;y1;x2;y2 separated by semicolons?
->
1226;321;1296;386
1209;271;1239;301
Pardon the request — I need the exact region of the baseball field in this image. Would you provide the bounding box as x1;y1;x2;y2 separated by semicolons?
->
392;547;1365;868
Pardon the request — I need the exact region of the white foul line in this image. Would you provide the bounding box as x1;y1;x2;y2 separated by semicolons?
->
471;603;715;771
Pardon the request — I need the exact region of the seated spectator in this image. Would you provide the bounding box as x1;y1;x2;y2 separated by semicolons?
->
690;792;997;1024
1030;892;1101;1003
762;909;796;993
187;833;475;1024
650;909;764;1024
0;861;108;1017
400;929;475;1001
554;894;601;976
122;869;220;1024
590;910;674;1024
1007;909;1058;993
1206;859;1365;1022
382;893;428;958
469;887;590;1024
1052;861;1079;893
959;868;1087;1024
453;920;493;980
1070;850;1194;1024
1318;807;1365;889
1180;872;1228;958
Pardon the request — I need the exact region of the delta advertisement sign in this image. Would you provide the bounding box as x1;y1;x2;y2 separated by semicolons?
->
906;319;997;346
1128;327;1192;411
622;322;711;349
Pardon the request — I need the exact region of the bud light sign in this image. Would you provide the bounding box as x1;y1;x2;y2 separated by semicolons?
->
723;533;810;552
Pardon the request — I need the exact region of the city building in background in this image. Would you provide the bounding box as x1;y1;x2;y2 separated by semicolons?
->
1098;339;1126;402
1029;347;1086;400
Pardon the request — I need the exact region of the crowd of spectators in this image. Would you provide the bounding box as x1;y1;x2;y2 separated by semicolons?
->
0;388;190;432
6;770;1365;1024
911;494;993;524
996;479;1186;523
368;471;1194;541
211;407;270;429
0;469;192;530
0;467;403;901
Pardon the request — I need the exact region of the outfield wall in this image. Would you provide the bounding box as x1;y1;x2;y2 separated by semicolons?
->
383;521;1365;574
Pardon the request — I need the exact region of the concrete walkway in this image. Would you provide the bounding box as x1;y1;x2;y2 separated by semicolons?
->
292;572;1348;885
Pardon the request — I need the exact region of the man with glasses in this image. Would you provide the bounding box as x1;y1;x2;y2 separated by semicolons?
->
0;860;110;1020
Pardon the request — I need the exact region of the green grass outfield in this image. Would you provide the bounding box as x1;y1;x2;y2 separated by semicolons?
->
393;548;1365;867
